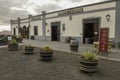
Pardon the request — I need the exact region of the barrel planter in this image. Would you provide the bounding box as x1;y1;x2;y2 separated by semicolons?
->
8;44;18;51
79;56;99;72
24;47;34;54
39;49;53;60
70;39;79;51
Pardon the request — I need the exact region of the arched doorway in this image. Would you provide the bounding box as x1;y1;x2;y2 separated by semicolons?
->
21;26;29;38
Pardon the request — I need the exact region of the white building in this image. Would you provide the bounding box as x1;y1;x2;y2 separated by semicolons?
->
11;0;120;46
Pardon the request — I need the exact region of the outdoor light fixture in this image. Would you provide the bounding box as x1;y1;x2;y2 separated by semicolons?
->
106;14;111;22
62;23;65;31
45;22;47;26
69;14;72;21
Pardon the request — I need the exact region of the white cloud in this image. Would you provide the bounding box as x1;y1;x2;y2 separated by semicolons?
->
28;0;57;6
0;0;109;32
0;25;10;32
11;7;25;11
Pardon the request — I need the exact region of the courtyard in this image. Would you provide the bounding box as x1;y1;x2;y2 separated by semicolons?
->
0;46;120;80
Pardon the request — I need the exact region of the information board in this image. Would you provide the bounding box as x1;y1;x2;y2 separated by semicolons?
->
99;28;109;53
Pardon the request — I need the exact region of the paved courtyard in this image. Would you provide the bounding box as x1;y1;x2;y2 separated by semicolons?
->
0;46;120;80
20;39;120;61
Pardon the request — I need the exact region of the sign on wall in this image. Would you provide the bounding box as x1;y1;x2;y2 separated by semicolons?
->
58;7;83;16
99;28;109;53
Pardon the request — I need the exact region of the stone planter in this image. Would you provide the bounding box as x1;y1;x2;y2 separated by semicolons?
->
79;56;99;72
8;44;18;51
39;49;53;60
70;39;79;51
24;47;34;54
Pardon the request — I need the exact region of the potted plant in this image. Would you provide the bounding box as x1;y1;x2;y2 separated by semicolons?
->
17;36;23;43
8;39;18;51
23;44;34;54
79;51;99;72
39;45;53;60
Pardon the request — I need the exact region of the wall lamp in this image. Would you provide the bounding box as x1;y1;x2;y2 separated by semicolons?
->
69;15;72;21
106;14;111;22
45;22;47;26
62;23;65;31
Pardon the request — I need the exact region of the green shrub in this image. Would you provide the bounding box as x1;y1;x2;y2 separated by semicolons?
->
25;44;32;48
41;45;52;51
9;39;17;44
82;51;98;60
43;45;50;51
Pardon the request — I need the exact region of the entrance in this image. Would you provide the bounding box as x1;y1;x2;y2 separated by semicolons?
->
51;22;60;41
21;26;29;38
83;18;100;44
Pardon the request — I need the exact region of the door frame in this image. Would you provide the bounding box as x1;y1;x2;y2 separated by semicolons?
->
51;21;61;41
82;17;101;44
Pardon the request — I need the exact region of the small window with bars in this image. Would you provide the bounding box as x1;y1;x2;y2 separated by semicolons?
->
34;26;38;35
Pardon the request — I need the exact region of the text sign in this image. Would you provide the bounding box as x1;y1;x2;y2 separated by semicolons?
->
99;28;109;53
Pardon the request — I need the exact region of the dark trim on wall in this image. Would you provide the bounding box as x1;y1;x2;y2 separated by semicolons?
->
31;19;41;21
46;7;115;19
11;0;115;23
20;21;29;24
20;18;29;21
46;0;116;15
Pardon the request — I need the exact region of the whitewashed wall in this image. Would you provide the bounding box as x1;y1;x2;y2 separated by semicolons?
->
84;2;115;11
74;10;115;38
20;23;29;28
30;20;42;36
11;24;18;36
11;1;116;41
45;1;115;39
46;10;115;38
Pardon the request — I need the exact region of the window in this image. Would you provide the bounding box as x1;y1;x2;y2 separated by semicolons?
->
19;27;22;33
34;26;38;35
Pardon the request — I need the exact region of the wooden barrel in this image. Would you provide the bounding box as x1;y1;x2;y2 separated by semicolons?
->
70;39;79;51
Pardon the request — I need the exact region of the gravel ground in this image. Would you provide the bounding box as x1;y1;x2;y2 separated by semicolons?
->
0;46;120;80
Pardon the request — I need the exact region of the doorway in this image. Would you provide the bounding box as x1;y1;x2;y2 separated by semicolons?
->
83;18;100;44
51;22;60;41
13;28;16;35
21;26;29;38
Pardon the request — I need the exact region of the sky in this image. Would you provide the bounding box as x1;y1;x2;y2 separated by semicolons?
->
0;0;109;32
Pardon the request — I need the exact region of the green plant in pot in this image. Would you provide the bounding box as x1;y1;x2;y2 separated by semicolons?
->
23;44;34;54
79;51;99;72
8;39;18;51
39;45;53;60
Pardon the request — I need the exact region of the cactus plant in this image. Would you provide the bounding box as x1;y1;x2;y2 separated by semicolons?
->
82;51;98;60
43;45;50;51
40;45;53;60
79;51;99;72
8;39;18;51
9;39;17;44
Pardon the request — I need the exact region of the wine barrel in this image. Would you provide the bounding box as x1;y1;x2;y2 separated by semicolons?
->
70;39;79;51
